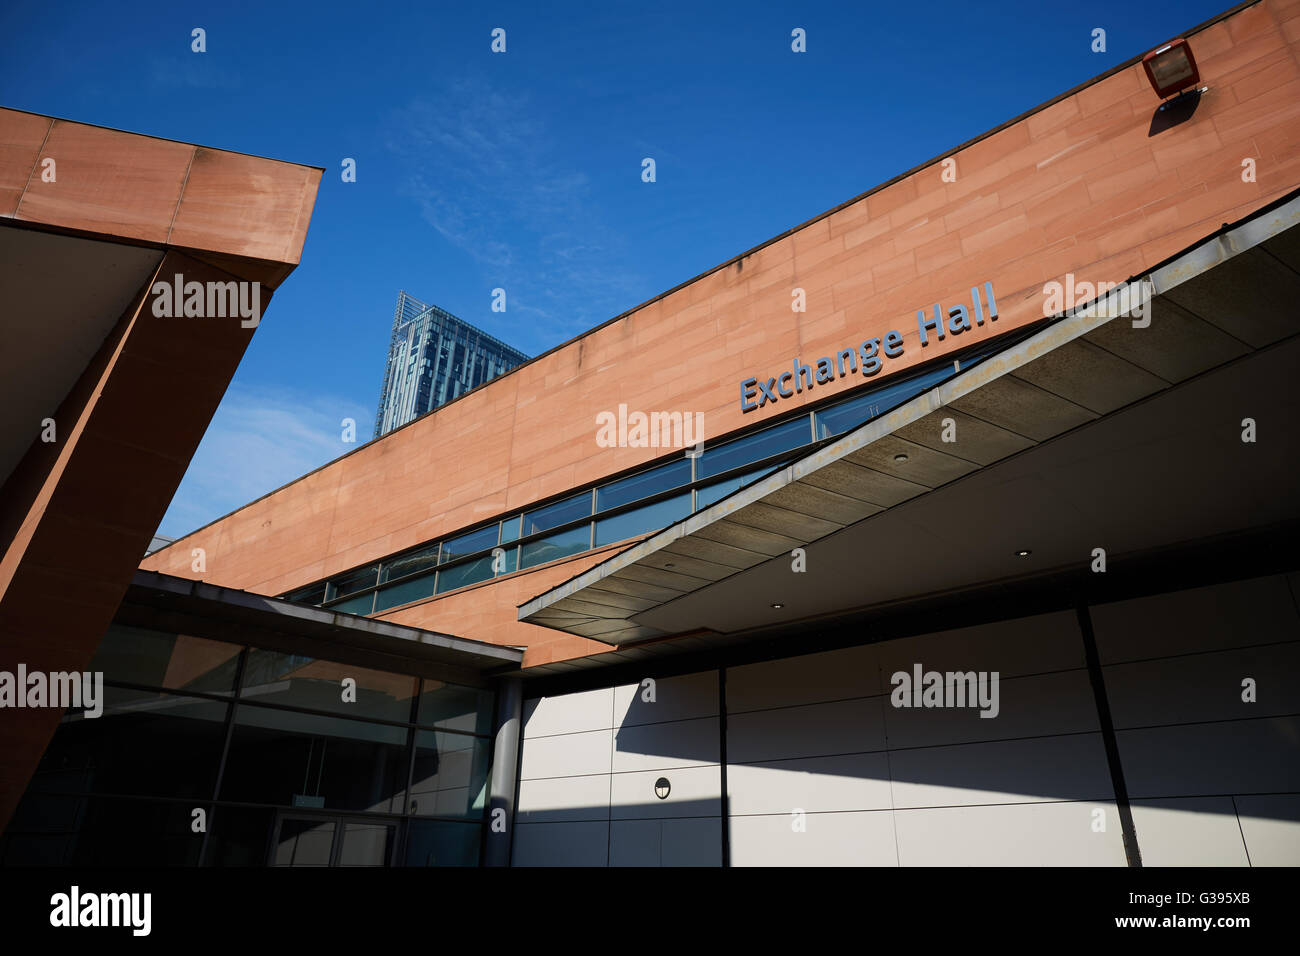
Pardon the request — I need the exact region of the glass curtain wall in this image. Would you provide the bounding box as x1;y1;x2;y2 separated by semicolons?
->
0;624;495;867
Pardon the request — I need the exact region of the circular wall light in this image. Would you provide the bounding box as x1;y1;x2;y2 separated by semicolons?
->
654;777;671;800
771;603;784;609
1015;549;1032;557
894;453;909;463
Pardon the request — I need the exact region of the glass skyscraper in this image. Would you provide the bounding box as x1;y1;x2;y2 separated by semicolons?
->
373;291;528;437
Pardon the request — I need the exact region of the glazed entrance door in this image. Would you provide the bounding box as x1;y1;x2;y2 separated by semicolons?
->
270;812;397;866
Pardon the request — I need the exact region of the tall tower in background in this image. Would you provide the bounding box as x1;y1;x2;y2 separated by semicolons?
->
373;291;529;437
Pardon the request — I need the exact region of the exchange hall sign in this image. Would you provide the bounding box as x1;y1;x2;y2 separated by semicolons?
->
739;280;999;412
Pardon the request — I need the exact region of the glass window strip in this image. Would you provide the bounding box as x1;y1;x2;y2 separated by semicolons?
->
290;339;1013;608
310;442;813;607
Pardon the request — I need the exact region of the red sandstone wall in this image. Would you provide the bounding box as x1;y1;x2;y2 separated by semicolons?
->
142;0;1300;666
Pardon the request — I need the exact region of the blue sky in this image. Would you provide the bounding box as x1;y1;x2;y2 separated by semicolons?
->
1;0;1230;537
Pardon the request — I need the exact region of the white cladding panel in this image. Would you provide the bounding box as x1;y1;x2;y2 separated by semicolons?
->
513;579;1300;866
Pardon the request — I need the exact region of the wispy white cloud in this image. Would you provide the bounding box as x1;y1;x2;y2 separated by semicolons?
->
149;56;243;91
387;77;648;348
156;383;369;539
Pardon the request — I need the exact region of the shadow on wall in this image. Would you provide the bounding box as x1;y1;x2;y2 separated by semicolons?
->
516;586;1300;865
1148;88;1203;137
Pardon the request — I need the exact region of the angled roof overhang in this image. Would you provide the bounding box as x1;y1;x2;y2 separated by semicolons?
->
124;571;523;686
519;192;1300;647
0;108;322;830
